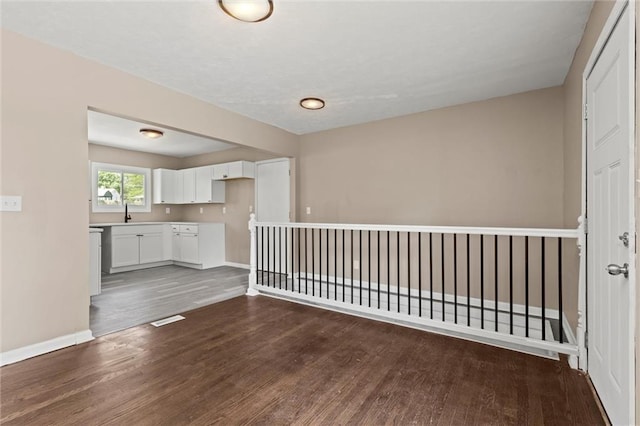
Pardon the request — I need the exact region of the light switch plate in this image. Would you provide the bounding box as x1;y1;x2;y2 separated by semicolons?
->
199;207;203;214
0;196;22;212
306;206;311;215
222;206;227;214
165;207;171;214
353;260;359;270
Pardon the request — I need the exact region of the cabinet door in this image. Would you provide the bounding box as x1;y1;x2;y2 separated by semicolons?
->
212;164;228;180
139;233;164;264
172;232;182;261
112;234;139;267
174;170;185;204
180;234;200;264
182;168;196;203
153;169;176;204
195;166;214;203
226;161;243;179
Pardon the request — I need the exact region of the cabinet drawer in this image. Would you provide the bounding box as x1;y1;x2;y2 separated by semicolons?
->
171;224;180;232
112;225;164;236
179;224;198;234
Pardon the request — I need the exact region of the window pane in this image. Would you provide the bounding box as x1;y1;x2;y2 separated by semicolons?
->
97;171;122;206
123;173;145;206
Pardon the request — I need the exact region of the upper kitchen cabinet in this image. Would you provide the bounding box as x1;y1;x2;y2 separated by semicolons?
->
213;161;255;180
153;166;225;204
153;168;176;204
195;166;225;203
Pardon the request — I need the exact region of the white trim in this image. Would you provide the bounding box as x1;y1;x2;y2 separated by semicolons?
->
581;2;636;424
256;285;574;359
225;261;250;269
91;161;152;213
0;329;94;366
255;221;579;239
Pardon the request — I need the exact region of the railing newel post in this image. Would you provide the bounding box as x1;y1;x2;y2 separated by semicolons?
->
247;213;260;296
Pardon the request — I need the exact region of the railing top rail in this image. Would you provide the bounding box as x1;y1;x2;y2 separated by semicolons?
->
252;221;580;239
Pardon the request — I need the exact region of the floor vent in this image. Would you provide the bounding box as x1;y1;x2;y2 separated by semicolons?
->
150;315;185;327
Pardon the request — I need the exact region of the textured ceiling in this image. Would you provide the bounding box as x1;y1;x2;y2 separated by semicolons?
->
88;111;236;158
2;1;593;135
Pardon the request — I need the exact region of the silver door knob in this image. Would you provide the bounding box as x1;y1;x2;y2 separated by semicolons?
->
606;263;629;278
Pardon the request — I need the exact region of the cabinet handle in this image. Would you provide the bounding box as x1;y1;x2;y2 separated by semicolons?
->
223;174;228;178
136;234;143;237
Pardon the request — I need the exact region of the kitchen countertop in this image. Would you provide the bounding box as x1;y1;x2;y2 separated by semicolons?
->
89;222;217;227
89;227;103;233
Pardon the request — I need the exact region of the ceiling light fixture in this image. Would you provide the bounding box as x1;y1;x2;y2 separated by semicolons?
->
139;128;164;139
300;97;325;110
218;0;273;23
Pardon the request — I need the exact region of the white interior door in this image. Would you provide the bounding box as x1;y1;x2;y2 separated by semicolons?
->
255;159;291;281
586;6;633;425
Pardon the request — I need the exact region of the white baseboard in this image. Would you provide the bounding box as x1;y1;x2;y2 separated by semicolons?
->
0;329;94;367
225;262;250;269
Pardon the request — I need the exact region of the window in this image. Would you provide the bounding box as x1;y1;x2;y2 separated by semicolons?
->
91;162;151;212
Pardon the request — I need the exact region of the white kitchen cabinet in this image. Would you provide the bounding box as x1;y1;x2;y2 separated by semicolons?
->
171;223;224;269
89;228;103;297
102;224;173;273
152;169;176;204
174;170;185;204
213;161;255;180
195;166;225;203
182;168;196;204
111;234;140;268
139;232;164;264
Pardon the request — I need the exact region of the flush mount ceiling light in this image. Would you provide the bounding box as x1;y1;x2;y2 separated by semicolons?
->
139;128;164;139
300;98;325;110
218;0;273;23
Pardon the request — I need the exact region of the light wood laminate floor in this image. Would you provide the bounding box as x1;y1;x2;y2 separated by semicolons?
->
90;265;248;336
2;296;604;425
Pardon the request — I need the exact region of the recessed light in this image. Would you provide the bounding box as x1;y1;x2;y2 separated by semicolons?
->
300;98;325;110
139;128;164;139
218;0;273;23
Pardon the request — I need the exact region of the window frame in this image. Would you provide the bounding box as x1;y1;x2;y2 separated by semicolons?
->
91;162;151;213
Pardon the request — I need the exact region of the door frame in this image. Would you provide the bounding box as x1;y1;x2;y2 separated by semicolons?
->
580;0;636;423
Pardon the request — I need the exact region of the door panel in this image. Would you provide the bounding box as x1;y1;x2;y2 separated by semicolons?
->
586;7;632;425
112;234;139;267
139;233;164;264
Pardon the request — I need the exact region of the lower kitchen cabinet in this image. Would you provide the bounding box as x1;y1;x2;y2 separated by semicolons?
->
100;222;224;273
171;223;225;269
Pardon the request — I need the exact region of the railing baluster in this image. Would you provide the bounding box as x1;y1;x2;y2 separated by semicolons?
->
397;232;400;313
467;234;470;327
266;226;270;287
429;233;433;320
278;226;282;289
441;233;445;322
297;227;301;292
377;230;381;309
368;230;371;308
558;238;563;344
480;235;484;329
407;232;411;316
509;235;513;335
258;226;262;285
342;229;345;302
542;237;546;340
351;229;354;304
285;227;288;290
387;231;390;311
418;232;422;317
454;234;458;324
337;230;341;300
304;228;308;294
318;227;321;298
312;228;315;297
360;230;363;306
494;235;498;332
525;236;529;337
327;229;330;299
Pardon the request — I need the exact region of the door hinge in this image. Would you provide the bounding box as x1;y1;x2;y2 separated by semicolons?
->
584;331;588;348
583;103;588;120
582;217;588;234
289;169;291;176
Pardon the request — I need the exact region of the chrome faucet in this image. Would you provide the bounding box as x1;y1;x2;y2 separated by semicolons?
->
124;203;132;223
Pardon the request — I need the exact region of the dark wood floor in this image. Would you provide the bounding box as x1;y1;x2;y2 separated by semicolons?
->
1;296;604;425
